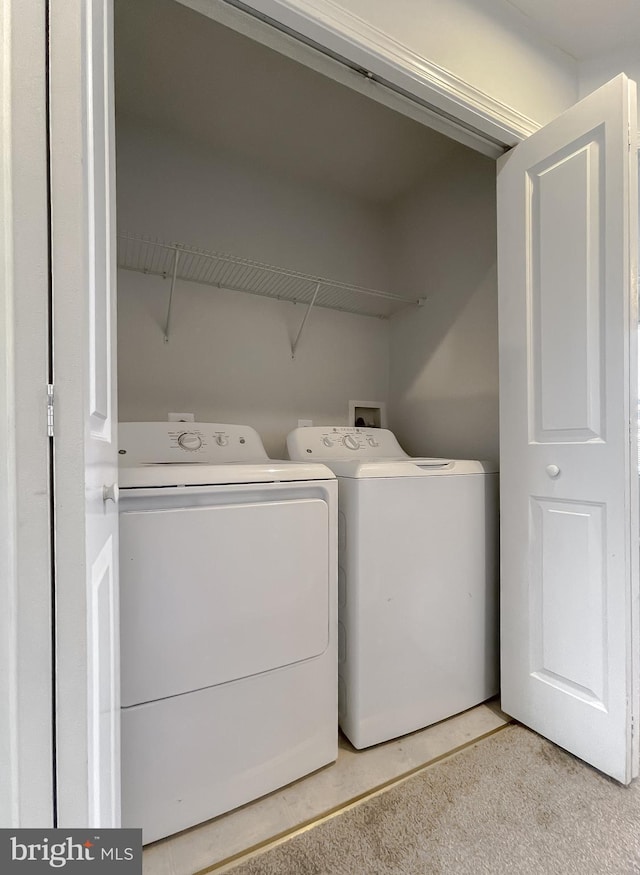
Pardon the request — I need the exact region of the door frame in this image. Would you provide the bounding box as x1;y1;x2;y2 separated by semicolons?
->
43;0;523;828
178;0;538;158
33;0;640;830
0;0;54;827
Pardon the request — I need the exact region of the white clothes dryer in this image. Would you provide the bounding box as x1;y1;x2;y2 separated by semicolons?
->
118;422;337;843
287;426;498;750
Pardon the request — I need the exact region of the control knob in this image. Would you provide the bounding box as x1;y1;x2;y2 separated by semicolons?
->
343;434;360;450
215;434;229;447
178;432;202;451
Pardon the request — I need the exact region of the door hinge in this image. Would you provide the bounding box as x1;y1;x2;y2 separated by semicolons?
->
47;384;54;437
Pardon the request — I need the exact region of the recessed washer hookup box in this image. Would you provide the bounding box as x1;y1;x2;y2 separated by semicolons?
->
0;829;142;873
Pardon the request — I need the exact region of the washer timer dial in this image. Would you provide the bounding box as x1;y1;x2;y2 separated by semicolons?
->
178;432;202;451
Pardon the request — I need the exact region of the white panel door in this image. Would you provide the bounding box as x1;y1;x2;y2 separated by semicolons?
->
498;74;639;783
50;0;120;825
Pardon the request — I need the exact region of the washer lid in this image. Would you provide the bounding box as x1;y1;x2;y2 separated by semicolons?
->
320;459;497;478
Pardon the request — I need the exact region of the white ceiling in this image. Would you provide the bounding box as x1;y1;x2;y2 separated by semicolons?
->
114;0;468;206
506;0;640;60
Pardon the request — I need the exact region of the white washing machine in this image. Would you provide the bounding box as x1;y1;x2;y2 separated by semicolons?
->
118;422;337;843
287;426;499;750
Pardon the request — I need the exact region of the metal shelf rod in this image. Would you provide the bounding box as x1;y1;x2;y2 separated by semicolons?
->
164;246;181;342
291;283;320;359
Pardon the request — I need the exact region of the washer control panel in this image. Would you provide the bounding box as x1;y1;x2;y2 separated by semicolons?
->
288;426;408;460
119;422;269;465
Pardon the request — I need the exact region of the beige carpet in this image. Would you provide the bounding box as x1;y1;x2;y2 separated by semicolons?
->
227;725;640;875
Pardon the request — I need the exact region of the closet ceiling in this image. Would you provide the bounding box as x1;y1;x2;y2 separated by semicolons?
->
114;0;466;205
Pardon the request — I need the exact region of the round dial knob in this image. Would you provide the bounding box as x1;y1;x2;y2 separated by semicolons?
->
343;434;360;451
215;434;229;447
322;437;332;447
178;432;202;451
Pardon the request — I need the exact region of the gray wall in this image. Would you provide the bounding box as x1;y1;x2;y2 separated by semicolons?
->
116;118;391;458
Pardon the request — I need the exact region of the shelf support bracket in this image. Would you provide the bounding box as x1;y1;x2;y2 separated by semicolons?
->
291;283;320;359
164;246;181;342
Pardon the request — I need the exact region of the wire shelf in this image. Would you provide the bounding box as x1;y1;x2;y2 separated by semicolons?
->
117;234;425;321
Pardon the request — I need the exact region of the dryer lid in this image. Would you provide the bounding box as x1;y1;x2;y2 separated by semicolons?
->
120;460;335;488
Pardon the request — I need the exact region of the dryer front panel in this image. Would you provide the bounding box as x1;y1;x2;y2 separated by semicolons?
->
120;497;329;707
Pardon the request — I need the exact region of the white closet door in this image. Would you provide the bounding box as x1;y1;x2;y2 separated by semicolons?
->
50;0;120;825
498;74;639;783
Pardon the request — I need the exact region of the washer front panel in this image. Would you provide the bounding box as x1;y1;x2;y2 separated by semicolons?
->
337;473;499;748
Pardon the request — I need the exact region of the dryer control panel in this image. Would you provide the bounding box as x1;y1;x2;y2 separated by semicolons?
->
287;426;409;460
119;422;269;465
